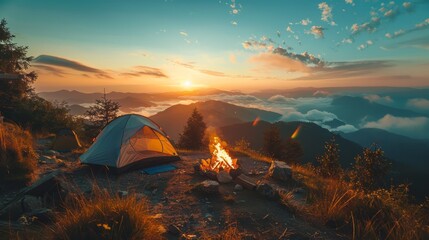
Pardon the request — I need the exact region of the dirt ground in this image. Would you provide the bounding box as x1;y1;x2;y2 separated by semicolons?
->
22;149;345;240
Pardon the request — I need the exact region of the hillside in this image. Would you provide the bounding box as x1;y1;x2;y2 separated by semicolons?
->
150;100;282;141
220;121;362;167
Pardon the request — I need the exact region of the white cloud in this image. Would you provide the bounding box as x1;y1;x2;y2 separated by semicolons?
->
407;98;429;110
286;26;294;33
363;114;429;139
364;94;393;104
331;124;358;133
282;109;337;122
179;31;188;37
345;0;354;5
318;2;336;26
308;26;325;39
300;18;312;26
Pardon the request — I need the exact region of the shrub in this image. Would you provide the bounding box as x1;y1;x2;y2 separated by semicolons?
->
316;137;342;178
0;122;37;184
48;188;163;240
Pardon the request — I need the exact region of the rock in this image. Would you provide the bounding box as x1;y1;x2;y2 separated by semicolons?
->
217;170;232;183
229;168;242;179
194;180;219;195
45;150;60;157
256;181;279;200
234;174;257;190
38;155;56;164
167;224;182;236
234;184;244;191
118;190;128;198
23;208;53;223
268;161;292;182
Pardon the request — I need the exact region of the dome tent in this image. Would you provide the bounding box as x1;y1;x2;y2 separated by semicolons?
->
79;114;180;171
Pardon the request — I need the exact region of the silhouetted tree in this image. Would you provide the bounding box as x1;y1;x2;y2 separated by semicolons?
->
317;137;342;178
283;138;304;164
263;125;285;160
178;108;207;150
350;144;390;191
0;19;75;132
0;19;36;116
85;91;120;134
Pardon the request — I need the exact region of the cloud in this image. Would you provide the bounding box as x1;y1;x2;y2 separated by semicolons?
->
357;40;374;50
385;18;429;39
249;53;310;72
331;124;358;133
229;53;237;63
351;17;381;35
364;94;393;104
407;98;429;110
170;59;247;78
384;36;429;50
272;47;324;67
34;55;104;74
120;66;167;78
32;64;66;77
300;18;312;26
403;2;414;11
318;2;336;26
307;26;325;39
179;31;188;37
363;114;429;139
242;39;274;51
286;26;294;33
345;0;354;5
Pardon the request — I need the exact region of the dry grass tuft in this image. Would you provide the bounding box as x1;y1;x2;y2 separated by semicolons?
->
46;186;163;240
0;123;37;184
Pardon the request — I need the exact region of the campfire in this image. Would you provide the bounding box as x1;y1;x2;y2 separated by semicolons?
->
199;136;238;173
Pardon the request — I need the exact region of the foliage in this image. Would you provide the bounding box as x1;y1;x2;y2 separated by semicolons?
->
350;144;390;191
0;18;36;115
48;187;163;240
283;138;303;164
263;125;284;160
316;137;342;178
0;19;76;133
178;108;207;150
0;123;37;184
84;91;120;137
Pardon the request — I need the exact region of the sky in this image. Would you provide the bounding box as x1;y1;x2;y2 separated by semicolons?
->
1;0;429;92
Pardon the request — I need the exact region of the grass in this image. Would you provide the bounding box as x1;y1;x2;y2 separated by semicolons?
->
0;122;37;185
237;143;429;240
46;186;163;240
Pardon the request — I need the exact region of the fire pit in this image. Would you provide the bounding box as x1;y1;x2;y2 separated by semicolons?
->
196;136;241;182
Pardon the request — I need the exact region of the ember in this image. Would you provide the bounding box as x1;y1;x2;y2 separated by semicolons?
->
200;136;238;173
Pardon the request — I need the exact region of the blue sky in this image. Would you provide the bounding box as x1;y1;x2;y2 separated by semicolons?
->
1;0;428;92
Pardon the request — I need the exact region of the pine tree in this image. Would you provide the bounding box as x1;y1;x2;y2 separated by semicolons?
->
0;19;37;116
350;144;390;191
85;90;120;130
178;108;207;150
316;137;342;178
263;125;285;160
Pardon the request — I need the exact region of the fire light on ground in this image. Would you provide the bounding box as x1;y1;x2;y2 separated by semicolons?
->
200;136;238;173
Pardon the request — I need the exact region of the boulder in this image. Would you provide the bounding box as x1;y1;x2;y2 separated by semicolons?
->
194;180;219;195
217;170;232;183
256;181;279;200
268;161;292;182
234;184;244;191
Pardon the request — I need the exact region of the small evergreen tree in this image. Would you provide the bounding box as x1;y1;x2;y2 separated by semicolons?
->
85;91;120;135
316;137;342;178
283;138;304;164
350;144;390;191
178;108;207;150
263;125;285;160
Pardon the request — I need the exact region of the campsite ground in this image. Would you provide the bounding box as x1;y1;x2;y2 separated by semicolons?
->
0;141;348;239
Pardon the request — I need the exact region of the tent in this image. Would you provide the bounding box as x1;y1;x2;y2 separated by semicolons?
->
52;128;82;152
79;114;180;171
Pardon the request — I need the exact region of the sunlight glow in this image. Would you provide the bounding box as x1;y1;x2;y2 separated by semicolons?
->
182;80;193;89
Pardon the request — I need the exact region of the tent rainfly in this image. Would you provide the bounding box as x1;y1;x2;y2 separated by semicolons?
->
79;114;180;171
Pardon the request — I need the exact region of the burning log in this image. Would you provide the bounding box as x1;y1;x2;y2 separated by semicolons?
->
200;137;238;173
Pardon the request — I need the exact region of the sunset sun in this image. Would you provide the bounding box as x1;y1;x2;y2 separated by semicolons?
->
182;80;193;89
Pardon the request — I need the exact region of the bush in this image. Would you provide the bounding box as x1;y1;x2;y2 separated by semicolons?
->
0;122;37;184
48;188;163;240
316;137;342;178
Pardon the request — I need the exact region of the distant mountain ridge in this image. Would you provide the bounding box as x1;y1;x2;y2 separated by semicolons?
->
150;100;282;141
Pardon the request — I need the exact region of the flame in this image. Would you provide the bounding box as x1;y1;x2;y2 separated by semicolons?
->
291;125;302;139
252;117;260;126
200;136;238;172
